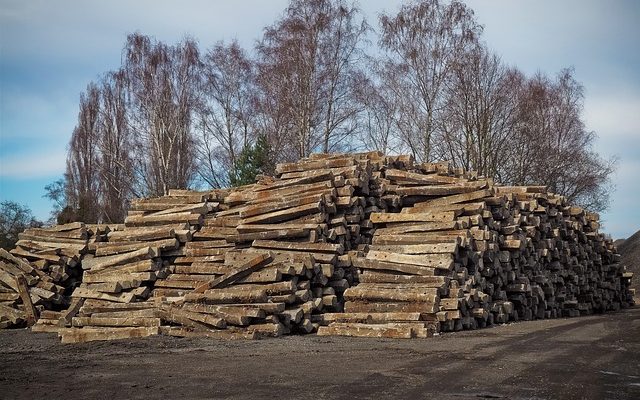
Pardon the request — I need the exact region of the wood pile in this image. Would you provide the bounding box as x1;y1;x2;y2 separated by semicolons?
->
317;158;634;338
1;222;104;328
153;153;387;337
2;152;634;342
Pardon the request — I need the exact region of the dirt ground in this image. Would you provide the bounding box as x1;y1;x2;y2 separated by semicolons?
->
1;307;639;400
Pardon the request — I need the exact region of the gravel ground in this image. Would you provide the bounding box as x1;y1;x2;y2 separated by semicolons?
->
1;306;639;400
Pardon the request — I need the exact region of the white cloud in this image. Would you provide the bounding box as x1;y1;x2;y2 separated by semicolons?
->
584;94;640;137
0;149;65;178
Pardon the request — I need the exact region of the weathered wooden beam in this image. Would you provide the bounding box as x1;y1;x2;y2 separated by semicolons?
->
192;252;273;293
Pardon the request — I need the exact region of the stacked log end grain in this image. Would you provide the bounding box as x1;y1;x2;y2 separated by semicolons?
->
317;157;634;338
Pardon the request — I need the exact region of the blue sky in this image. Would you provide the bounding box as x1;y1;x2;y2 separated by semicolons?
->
1;0;639;238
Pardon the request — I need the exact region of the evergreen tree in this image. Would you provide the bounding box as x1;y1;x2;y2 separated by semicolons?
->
229;135;272;187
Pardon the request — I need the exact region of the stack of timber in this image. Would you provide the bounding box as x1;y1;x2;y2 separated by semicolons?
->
2;222;100;329
318;157;634;338
156;153;388;337
53;190;213;342
4;152;633;342
11;222;91;302
0;249;40;328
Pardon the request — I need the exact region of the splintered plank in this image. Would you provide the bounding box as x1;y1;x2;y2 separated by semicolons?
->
58;327;160;343
192;253;273;293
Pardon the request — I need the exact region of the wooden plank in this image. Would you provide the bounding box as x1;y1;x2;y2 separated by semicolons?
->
82;247;157;271
83;272;150;284
59;327;159;343
241;202;322;225
0;249;35;274
124;212;203;227
71;288;136;303
192;252;273;293
390;182;487;196
358;272;448;286
0;269;19;291
373;221;458;234
317;323;415;339
343;286;438;303
236;228;309;242
352;258;436;276
252;240;343;255
16;274;37;326
313;312;424;324
412;188;493;207
183;289;268;304
72;316;161;328
344;301;438;314
240;193;325;218
58;298;85;327
370;211;455;224
94;239;178;256
385;169;461;184
366;251;454;270
159;326;257;340
369;243;458;254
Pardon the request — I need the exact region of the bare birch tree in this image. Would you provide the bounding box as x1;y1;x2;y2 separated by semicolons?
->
503;68;616;211
439;45;522;179
97;70;135;222
123;33;200;196
196;40;255;188
256;0;367;158
65;83;101;223
378;0;481;162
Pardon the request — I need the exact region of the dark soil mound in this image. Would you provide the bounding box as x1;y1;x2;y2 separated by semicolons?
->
617;229;640;293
